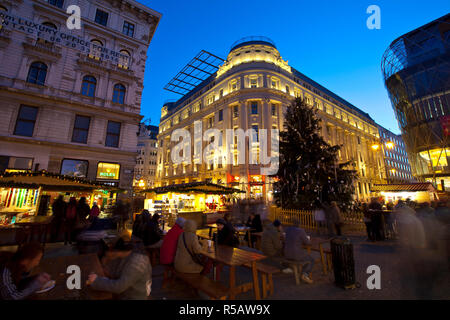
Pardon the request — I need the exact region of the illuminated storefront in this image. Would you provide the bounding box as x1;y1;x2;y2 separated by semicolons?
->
97;162;120;186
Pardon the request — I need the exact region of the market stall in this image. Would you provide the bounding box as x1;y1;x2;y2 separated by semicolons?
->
370;182;439;203
141;182;244;227
0;171;121;245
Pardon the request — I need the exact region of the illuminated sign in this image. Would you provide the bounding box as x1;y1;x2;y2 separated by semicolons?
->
97;163;120;180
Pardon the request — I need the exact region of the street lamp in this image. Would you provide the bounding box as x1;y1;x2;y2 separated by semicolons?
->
385;141;395;149
371;144;380;151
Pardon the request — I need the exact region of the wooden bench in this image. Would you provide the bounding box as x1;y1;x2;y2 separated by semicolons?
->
162;264;175;288
284;260;307;285
173;271;229;300
243;262;280;299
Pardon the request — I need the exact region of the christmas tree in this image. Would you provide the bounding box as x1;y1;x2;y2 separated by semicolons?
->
273;97;358;210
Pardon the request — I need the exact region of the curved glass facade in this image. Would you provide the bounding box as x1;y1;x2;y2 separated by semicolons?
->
381;14;450;190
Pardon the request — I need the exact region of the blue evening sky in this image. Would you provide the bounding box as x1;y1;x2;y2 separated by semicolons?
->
139;0;449;134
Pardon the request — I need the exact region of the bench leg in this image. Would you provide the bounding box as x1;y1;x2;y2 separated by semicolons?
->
261;273;267;299
268;274;274;296
319;245;327;275
293;265;300;285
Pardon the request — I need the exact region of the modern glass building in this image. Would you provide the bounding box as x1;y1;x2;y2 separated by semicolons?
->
381;14;450;191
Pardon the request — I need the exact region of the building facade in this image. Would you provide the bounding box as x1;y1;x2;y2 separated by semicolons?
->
0;0;161;191
382;14;450;191
377;126;415;183
133;123;158;189
156;37;385;202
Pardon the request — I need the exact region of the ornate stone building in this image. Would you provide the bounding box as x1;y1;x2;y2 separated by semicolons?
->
133;123;158;189
156;37;385;202
0;0;161;191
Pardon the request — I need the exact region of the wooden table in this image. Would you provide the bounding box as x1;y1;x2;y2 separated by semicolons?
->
206;223;217;237
234;226;252;246
196;229;212;240
32;253;112;300
15;215;54;246
200;243;266;300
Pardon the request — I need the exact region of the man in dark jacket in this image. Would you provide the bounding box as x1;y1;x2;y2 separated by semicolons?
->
216;218;238;247
51;195;66;242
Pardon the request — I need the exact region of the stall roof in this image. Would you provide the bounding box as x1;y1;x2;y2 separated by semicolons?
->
0;171;121;192
370;183;436;192
142;181;245;194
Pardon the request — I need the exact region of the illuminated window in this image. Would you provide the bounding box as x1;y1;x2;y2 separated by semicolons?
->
207;116;214;128
61;159;88;177
315;100;322;110
27;62;47;86
118;50;130;69
173;115;179;125
207;94;215;105
89;39;103;60
233;105;239;118
271;79;279;89
271;104;276;116
230;80;238;92
250;77;258;88
97;162;120;180
285;85;290;94
325;104;333;115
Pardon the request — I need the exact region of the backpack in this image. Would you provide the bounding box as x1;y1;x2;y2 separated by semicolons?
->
66;206;76;220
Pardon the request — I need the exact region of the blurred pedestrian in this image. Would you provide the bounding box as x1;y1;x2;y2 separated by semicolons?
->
50;195;66;242
64;197;77;245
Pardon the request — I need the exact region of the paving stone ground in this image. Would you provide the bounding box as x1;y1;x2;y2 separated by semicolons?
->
3;233;448;300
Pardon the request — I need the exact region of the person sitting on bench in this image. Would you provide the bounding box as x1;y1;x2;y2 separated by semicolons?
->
160;217;186;265
284;224;314;284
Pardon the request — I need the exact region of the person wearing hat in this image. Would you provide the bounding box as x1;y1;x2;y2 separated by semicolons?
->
160;217;186;265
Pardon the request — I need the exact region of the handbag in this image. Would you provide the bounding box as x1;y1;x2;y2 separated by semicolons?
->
182;233;204;266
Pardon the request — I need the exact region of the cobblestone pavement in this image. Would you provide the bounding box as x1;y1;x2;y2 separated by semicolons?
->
151;235;450;300
4;234;448;300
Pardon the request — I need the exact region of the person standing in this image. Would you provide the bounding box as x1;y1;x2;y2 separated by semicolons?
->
362;202;374;241
89;202;100;222
50;195;66;242
330;202;343;236
0;243;51;300
64;197;77;245
313;200;327;235
284;224;315;284
74;197;90;237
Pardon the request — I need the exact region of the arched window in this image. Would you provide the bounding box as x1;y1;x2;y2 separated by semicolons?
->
118;50;130;69
112;83;126;104
81;75;96;97
89;39;103;60
27;62;48;85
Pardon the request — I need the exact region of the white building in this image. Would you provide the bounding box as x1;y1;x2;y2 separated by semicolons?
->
134;123;158;189
0;0;161;192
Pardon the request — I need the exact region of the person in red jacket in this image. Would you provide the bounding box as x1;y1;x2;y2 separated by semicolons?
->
160;217;186;265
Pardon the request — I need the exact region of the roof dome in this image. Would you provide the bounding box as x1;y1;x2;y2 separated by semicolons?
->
230;36;277;52
216;36;290;77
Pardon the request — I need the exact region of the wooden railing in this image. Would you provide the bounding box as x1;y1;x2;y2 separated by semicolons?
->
269;206;366;233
